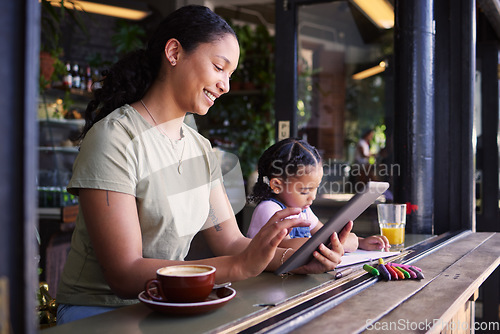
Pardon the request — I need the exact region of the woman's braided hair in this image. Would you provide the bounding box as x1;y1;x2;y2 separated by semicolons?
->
248;138;321;204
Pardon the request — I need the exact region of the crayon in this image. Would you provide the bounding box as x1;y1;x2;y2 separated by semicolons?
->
392;266;405;279
396;266;411;279
406;264;423;272
404;267;418;279
377;263;391;281
363;264;380;276
378;258;385;265
385;264;399;280
408;266;425;279
388;263;422;272
405;268;416;279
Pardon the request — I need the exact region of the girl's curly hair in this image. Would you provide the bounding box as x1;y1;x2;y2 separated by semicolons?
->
248;138;321;204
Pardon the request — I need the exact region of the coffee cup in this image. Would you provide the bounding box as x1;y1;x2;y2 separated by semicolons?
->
144;264;216;303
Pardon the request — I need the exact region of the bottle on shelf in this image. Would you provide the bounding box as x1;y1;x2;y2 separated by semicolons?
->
63;62;72;89
92;69;102;89
72;63;81;90
85;65;93;93
80;66;87;92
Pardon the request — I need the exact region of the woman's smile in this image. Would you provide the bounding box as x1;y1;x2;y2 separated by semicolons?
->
204;89;217;103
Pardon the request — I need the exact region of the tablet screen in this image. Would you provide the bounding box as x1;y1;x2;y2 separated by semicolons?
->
274;181;389;275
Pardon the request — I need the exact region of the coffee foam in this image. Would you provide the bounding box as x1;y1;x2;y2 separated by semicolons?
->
159;265;214;277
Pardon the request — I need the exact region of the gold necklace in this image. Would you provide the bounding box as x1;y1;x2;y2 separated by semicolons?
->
140;99;186;174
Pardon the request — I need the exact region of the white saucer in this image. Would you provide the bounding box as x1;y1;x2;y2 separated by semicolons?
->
138;286;236;316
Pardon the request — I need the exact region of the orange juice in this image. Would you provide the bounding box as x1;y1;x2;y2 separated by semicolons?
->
381;227;405;245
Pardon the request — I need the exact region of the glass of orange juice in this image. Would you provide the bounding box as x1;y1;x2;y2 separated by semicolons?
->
377;204;407;250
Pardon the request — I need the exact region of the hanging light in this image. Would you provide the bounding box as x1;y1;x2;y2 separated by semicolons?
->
351;0;394;29
46;0;151;21
352;61;387;80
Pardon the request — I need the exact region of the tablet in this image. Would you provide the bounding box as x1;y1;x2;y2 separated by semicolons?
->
274;181;389;275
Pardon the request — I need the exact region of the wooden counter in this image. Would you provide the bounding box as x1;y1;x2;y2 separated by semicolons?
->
42;232;499;333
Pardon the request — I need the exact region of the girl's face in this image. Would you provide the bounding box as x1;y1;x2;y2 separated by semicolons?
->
275;164;323;211
173;34;239;116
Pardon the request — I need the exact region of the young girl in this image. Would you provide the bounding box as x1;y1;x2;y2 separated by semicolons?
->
247;138;390;252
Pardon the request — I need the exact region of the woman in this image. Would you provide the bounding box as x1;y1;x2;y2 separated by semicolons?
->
56;5;351;324
354;128;376;184
355;128;375;165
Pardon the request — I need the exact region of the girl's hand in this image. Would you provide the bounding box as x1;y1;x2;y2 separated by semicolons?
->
338;220;354;244
289;220;354;274
291;231;345;274
236;207;310;279
338;221;359;252
359;235;391;251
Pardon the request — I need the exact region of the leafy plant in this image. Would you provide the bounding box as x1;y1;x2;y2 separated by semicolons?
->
297;55;322;130
85;52;113;72
345;74;386;144
41;0;88;52
39;0;88;91
111;20;146;58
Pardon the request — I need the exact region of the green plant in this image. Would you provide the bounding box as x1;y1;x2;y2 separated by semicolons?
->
39;48;65;91
297;55;322;130
345;74;386;143
111;20;146;59
39;0;88;91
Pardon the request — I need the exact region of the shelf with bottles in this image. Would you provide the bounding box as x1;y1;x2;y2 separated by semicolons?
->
39;60;103;119
38;152;78;207
37;131;80;208
38;185;78;208
38;88;88;121
37;65;91;207
55;61;102;99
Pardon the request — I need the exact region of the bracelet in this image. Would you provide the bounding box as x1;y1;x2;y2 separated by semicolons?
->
281;248;293;265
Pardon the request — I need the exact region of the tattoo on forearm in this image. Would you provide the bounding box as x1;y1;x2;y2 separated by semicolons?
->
209;205;222;231
106;191;110;206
